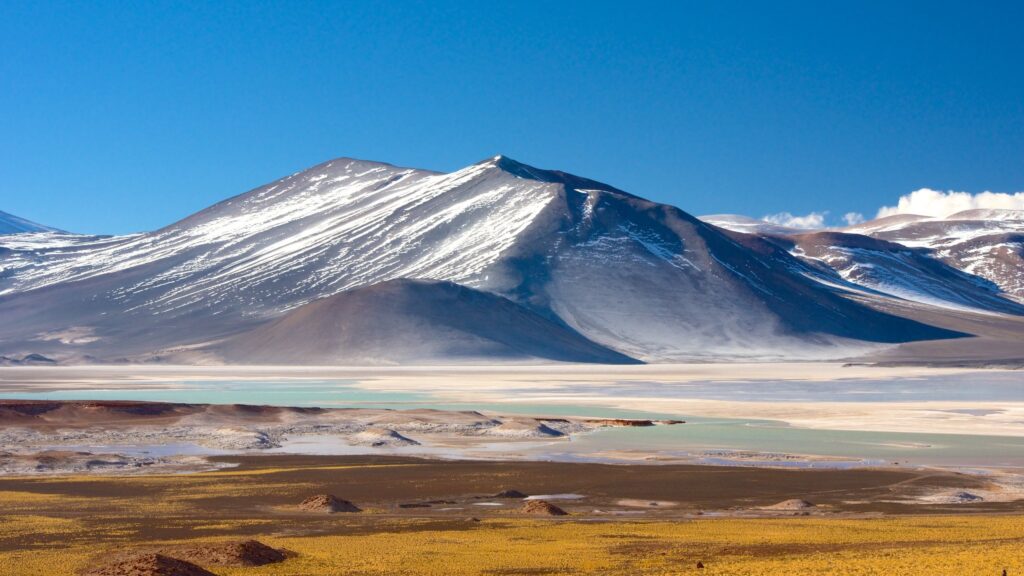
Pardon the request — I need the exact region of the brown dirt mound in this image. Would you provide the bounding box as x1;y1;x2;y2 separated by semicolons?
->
520;500;568;516
765;499;816;510
493;489;528;498
298;494;361;513
167;540;285;567
81;553;215;576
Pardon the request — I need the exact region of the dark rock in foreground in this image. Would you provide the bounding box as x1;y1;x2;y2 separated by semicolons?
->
494;489;528;499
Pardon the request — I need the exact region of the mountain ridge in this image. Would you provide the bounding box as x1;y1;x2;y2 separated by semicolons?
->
702;211;1024;307
1;155;1018;365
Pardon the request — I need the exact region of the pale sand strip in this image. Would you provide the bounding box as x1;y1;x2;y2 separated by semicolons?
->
0;363;1021;436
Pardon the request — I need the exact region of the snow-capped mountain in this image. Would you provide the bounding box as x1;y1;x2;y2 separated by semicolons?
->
844;213;1024;304
779;232;1024;315
0;156;1013;364
703;211;1024;310
0;210;61;234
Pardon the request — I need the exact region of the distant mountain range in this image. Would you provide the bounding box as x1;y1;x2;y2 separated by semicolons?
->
2;156;1022;365
704;210;1024;307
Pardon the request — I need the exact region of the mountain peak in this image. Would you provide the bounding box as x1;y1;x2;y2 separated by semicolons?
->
476;155;632;199
479;154;543;178
0;152;1012;364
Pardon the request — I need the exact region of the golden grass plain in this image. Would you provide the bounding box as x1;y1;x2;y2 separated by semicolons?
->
1;456;1021;575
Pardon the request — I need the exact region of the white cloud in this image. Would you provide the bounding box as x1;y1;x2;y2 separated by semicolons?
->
762;211;828;229
877;188;1024;218
842;212;865;226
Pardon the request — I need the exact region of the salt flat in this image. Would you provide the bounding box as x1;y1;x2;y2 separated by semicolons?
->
2;363;1018;437
1;363;1022;471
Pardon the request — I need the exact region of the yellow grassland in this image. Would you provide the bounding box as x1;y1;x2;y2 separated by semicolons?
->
1;513;1022;575
0;467;1021;575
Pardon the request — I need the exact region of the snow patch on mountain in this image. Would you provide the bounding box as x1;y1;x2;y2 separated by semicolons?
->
0;155;993;363
0;158;558;316
853;214;1024;303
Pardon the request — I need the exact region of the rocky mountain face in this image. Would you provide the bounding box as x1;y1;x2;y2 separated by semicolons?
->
778;231;1024;315
844;211;1024;304
2;156;1019;364
704;211;1024;311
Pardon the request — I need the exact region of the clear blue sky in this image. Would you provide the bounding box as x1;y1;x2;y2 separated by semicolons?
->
2;1;1022;234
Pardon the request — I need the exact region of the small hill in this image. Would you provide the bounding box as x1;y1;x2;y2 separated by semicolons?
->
298;494;361;513
764;499;816;510
520;500;568;516
211;279;639;365
81;553;215;576
167;540;286;567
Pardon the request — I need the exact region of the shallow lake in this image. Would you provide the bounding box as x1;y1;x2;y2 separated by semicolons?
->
2;375;1023;469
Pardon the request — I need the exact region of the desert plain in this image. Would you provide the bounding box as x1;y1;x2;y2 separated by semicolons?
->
0;363;1022;574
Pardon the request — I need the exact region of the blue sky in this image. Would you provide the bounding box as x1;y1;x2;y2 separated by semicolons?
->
1;1;1022;234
